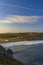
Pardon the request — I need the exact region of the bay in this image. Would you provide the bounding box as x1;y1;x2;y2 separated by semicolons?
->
0;41;43;65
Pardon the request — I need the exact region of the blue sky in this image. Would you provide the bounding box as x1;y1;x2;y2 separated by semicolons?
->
0;0;43;33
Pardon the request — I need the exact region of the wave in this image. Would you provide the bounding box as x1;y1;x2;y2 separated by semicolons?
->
0;40;43;48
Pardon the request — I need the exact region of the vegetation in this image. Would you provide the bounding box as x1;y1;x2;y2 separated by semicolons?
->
0;32;43;42
0;54;24;65
0;46;24;65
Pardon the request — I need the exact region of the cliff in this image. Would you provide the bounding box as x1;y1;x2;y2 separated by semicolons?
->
0;45;24;65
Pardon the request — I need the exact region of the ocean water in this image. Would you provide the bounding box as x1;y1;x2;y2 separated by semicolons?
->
0;40;43;47
0;41;43;65
13;44;43;65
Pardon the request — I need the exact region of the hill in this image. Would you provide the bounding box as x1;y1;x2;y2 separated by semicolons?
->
0;46;24;65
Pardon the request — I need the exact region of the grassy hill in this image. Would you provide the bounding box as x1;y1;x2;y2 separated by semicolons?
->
0;54;24;65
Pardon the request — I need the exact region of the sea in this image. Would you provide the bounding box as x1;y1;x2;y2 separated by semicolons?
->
0;40;43;65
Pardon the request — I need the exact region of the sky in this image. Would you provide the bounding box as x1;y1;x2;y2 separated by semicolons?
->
0;0;43;33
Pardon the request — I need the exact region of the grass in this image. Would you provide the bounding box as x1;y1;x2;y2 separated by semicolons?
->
0;54;24;65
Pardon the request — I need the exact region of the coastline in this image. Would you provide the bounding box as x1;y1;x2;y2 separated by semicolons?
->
0;32;43;43
0;39;43;43
0;40;43;48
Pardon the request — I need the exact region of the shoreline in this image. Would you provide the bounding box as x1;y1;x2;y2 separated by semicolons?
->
0;39;43;43
0;40;43;48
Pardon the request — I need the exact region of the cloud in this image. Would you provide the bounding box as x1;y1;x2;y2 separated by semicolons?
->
0;3;43;12
0;15;43;23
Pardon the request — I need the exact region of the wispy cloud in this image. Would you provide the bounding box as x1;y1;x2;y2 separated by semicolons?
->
0;2;43;12
0;15;43;23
